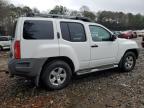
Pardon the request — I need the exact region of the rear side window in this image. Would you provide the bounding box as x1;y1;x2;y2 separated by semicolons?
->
23;20;54;39
0;37;9;41
60;22;86;42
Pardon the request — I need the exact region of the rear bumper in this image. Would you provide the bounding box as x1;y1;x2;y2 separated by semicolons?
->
8;58;46;78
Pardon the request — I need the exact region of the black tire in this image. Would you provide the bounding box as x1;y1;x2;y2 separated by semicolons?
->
41;60;72;90
119;51;136;72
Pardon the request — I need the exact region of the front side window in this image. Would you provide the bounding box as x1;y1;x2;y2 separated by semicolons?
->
60;22;86;42
23;20;54;39
89;25;111;41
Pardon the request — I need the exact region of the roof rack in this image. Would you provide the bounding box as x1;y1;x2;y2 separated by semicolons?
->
26;13;92;22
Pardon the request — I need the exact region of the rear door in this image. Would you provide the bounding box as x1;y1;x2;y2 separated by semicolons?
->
21;18;59;58
56;20;91;70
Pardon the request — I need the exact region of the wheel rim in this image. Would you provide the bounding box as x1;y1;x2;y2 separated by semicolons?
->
49;67;67;86
124;56;134;69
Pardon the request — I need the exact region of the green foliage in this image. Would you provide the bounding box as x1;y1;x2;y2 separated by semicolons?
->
0;1;35;35
0;0;9;18
80;5;90;12
49;5;68;15
82;11;96;21
32;8;40;14
0;2;144;35
97;11;144;30
79;6;96;21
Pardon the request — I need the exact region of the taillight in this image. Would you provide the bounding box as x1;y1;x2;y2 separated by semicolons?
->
14;40;21;59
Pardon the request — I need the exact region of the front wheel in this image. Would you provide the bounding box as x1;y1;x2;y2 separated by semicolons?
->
119;52;136;72
41;60;72;90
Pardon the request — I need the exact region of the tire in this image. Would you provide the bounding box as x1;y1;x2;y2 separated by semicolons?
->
119;51;136;72
41;60;72;90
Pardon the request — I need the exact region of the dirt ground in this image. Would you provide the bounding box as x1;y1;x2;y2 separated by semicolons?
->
0;38;144;108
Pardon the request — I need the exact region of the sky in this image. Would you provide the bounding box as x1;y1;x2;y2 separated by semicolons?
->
10;0;144;14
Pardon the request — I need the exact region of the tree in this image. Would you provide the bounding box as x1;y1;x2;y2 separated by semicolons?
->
82;11;96;21
49;5;68;15
80;5;90;12
0;0;9;18
69;10;82;17
22;6;32;16
0;0;9;35
80;6;96;21
32;8;40;14
0;1;34;35
97;11;144;30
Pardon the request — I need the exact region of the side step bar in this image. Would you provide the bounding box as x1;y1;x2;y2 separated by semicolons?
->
76;64;118;75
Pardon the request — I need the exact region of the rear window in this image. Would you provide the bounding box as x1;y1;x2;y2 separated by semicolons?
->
0;37;9;41
23;20;54;39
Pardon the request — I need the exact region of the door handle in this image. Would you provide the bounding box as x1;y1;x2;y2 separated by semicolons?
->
91;44;98;48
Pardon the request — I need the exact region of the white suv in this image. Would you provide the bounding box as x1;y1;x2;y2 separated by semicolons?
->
8;15;139;90
0;36;11;51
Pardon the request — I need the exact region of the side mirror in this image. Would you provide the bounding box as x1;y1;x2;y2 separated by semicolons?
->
111;35;117;41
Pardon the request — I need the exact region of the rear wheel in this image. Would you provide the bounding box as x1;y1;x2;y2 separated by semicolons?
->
119;52;136;72
41;60;72;90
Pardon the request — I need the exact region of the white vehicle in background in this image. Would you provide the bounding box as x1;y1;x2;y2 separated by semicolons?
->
0;36;11;51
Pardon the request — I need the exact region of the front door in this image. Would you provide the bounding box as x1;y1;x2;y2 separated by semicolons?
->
89;25;118;68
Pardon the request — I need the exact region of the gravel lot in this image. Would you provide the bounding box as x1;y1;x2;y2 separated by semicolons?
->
0;38;143;108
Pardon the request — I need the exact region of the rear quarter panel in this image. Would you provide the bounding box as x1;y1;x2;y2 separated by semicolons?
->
19;18;59;58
